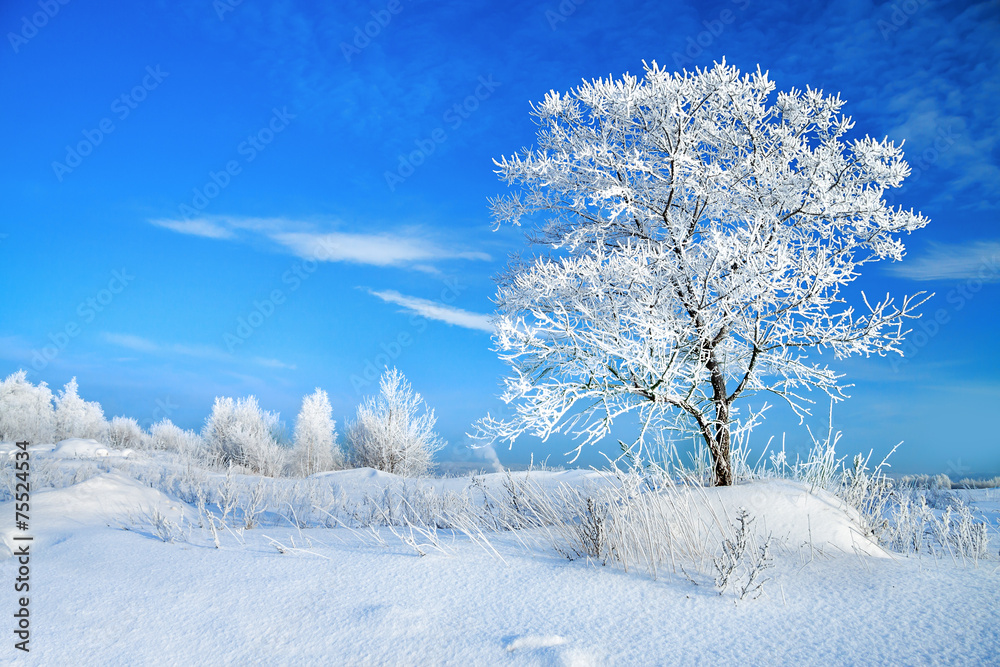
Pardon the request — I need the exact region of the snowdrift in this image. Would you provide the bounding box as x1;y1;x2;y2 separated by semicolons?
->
0;473;189;558
52;438;108;458
0;441;55;457
699;480;888;558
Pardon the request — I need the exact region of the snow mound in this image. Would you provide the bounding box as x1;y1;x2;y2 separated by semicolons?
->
52;438;110;458
0;442;55;457
47;438;131;458
0;473;190;558
697;479;888;558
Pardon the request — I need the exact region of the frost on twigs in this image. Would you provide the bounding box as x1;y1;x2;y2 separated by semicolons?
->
106;416;144;450
202;396;285;477
289;388;343;477
347;368;444;477
55;377;108;442
0;371;56;444
713;507;773;600
477;59;930;485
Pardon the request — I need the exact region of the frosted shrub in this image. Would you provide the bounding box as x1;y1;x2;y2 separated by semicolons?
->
837;451;896;543
54;377;108;441
147;419;202;455
347;368;444;477
713;508;773;600
955;476;1000;490
202;396;285;476
105;416;144;449
472;466;726;581
289;388;342;477
900;473;952;490
930;502;991;564
0;370;56;444
882;493;933;554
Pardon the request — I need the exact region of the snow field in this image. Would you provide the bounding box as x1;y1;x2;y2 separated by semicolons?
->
0;446;997;664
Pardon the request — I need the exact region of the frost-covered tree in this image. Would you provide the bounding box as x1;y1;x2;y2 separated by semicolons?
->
54;377;108;442
147;418;202;455
289;388;342;477
477;60;929;485
202;396;285;476
347;368;443;477
0;370;56;444
105;416;145;449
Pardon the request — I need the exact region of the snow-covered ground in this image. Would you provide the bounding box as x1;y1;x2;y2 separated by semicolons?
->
1;445;998;665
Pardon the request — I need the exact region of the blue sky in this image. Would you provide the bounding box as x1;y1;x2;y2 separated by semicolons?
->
1;0;997;474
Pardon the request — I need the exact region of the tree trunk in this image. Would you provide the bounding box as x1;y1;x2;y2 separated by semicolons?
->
711;411;732;486
708;354;733;486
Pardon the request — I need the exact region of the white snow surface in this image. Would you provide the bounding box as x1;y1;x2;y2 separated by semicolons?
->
50;438;134;459
0;473;189;559
50;438;116;458
0;442;55;457
698;480;890;558
1;460;997;665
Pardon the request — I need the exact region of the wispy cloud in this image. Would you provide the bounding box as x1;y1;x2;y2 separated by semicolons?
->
102;333;162;354
252;356;298;370
368;289;494;332
101;333;297;369
889;241;1000;282
149;219;236;239
148;216;490;270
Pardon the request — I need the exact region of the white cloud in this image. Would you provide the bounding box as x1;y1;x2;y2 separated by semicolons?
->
889;241;1000;282
102;333;296;369
101;333;163;353
148;216;491;270
368;290;494;333
252;357;298;370
272;231;490;267
149;219;236;239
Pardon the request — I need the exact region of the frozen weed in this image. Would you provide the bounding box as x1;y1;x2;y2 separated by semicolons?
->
713;508;773;601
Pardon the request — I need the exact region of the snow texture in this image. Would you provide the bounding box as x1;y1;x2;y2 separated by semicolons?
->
0;457;996;665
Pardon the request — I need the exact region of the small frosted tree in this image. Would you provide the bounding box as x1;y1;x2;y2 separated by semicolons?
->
55;377;108;442
347;368;444;477
105;416;145;449
0;371;56;444
477;60;929;485
289;388;342;477
202;396;285;476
